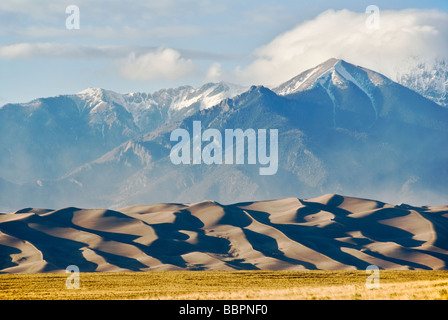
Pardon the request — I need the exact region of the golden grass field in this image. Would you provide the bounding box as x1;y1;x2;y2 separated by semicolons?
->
1;270;448;300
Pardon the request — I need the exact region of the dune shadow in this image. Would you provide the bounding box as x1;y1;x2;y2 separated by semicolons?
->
0;218;98;272
294;206;321;223
331;208;426;248
418;210;448;251
242;208;371;269
242;228;317;269
3;201;445;272
47;208;198;270
242;206;433;270
90;248;149;271
362;249;432;270
300;196;352;217
296;202;428;249
224;259;260;270
413;249;448;269
145;208;256;269
0;244;21;271
217;205;253;228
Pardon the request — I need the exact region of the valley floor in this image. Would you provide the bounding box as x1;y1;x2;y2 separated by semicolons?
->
1;270;448;300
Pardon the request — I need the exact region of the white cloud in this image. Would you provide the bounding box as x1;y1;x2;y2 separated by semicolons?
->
0;43;152;59
0;42;229;61
205;62;223;82
0;43;200;82
118;47;199;81
237;9;448;86
0;43;78;59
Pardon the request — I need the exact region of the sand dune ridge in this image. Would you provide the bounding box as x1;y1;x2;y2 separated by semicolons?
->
0;194;447;273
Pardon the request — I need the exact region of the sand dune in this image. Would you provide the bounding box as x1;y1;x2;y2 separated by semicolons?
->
0;194;447;273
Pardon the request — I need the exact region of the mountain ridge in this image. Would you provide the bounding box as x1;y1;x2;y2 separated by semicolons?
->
0;59;447;212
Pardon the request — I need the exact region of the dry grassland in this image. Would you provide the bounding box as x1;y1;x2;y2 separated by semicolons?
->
1;270;448;300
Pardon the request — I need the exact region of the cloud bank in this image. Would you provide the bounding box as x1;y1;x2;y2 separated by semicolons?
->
237;9;448;86
1;8;447;86
0;43;145;59
118;47;199;81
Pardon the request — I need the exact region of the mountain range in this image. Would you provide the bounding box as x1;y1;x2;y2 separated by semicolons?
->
0;58;447;212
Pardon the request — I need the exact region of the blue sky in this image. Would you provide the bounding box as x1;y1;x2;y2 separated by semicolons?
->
1;0;447;103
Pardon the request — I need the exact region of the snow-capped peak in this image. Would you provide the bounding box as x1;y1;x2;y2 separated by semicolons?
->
76;82;247;113
72;82;248;131
77;87;126;104
273;58;391;96
395;58;448;107
273;58;340;95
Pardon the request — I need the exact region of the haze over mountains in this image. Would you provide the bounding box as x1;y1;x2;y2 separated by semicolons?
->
0;82;247;183
0;58;447;212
